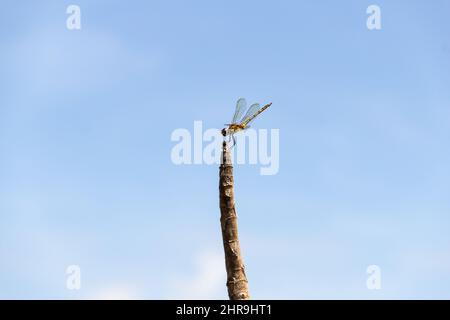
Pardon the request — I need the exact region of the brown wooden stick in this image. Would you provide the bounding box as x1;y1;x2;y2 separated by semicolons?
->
219;140;250;300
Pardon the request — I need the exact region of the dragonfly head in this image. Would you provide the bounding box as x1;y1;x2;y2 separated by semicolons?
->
221;128;227;136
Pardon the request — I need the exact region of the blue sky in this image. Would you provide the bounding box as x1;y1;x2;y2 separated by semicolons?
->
1;0;450;299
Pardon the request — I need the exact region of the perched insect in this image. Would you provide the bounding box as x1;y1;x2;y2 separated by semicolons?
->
222;98;272;146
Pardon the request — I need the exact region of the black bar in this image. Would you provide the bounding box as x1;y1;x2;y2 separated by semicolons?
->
0;300;448;319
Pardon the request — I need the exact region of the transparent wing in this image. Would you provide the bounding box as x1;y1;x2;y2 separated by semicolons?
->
239;103;260;124
232;98;247;124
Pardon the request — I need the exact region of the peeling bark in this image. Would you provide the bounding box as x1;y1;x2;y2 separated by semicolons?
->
219;141;250;300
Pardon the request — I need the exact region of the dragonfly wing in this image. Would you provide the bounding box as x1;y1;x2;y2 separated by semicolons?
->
240;103;260;124
232;98;247;124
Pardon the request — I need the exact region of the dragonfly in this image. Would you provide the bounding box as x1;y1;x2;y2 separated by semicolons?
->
222;98;272;146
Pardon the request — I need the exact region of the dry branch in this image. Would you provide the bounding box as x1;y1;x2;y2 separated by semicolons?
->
219;140;250;300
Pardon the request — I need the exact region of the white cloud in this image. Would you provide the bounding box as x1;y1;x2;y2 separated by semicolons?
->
87;286;140;300
167;251;227;299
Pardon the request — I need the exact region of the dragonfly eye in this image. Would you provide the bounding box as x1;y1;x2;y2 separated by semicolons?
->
221;128;227;136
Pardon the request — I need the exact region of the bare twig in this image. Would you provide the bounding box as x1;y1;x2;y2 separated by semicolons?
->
219;140;250;300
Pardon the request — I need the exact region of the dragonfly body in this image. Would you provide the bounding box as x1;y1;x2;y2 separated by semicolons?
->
227;123;246;132
223;98;272;144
